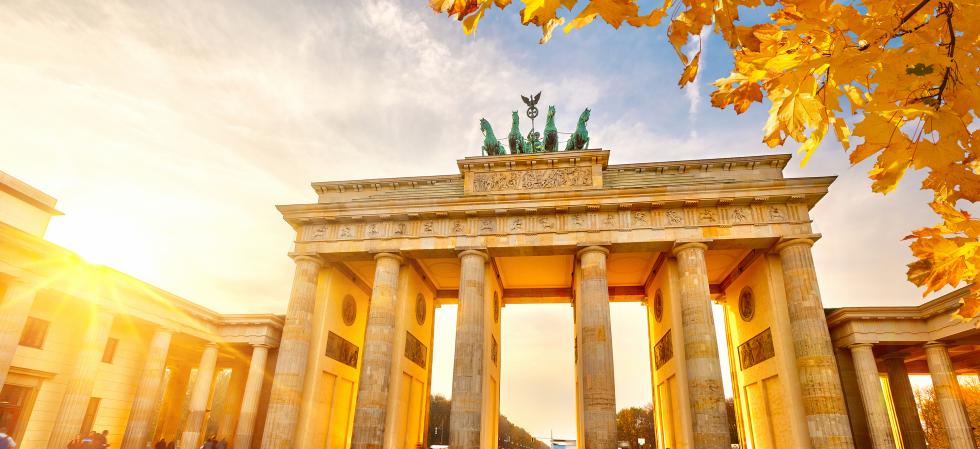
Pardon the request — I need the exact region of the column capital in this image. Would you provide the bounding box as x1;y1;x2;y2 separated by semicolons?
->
773;234;822;253
291;254;324;267
457;249;489;261
849;342;875;350
671;241;708;256
923;341;947;350
373;252;404;264
576;245;609;258
250;342;272;349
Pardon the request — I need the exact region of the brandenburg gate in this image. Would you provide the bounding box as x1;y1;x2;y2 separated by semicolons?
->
266;149;853;449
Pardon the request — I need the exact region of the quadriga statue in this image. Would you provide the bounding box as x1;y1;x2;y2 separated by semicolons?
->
480;118;505;156
564;108;590;151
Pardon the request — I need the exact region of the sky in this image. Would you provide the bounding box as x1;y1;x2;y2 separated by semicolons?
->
0;0;950;442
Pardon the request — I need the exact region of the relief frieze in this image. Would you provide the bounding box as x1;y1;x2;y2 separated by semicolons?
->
654;330;673;370
326;331;359;368
738;328;775;370
471;167;593;193
300;203;798;242
404;331;427;368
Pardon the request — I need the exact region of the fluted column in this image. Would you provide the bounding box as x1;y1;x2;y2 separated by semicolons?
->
836;348;873;449
776;238;854;449
350;253;404;449
234;344;270;449
576;246;618;449
849;344;896;449
260;255;323;449
883;354;927;449
121;327;174;449
181;343;219;449
672;243;728;449
46;309;116;449
449;249;489;449
0;280;36;387
925;342;977;449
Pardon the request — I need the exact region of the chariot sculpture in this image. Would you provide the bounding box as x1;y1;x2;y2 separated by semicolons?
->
478;93;591;155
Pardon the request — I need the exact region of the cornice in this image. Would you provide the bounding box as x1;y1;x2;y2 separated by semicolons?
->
278;176;834;225
825;286;973;327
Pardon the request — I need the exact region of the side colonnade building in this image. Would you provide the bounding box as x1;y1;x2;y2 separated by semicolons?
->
2;149;979;449
0;169;282;449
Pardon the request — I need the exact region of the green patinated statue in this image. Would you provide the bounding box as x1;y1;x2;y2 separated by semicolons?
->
480;118;505;156
564;108;590;151
508;111;525;154
525;129;542;153
543;105;558;152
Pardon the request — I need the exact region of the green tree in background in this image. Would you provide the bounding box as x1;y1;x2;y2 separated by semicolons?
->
616;406;655;449
426;395;549;449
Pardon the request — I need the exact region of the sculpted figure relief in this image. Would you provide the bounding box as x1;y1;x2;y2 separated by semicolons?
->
471;167;592;193
300;203;792;243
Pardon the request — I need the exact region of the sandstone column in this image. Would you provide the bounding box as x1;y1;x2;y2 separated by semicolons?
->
776;238;854;449
260;255;322;449
835;348;872;449
924;342;977;449
350;253;404;449
181;343;219;449
849;344;896;449
673;243;728;449
449;250;489;449
234;344;270;449
121;327;174;449
883;354;927;449
0;280;36;387
576;246;618;449
46;309;116;449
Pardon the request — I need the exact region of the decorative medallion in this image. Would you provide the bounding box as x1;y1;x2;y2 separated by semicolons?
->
493;292;500;323
739;287;755;322
653;290;664;323
342;295;357;326
415;293;427;325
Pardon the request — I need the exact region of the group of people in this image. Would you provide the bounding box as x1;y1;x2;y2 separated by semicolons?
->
153;435;229;449
67;430;110;449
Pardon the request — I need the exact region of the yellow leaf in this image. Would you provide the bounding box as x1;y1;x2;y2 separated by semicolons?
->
678;51;700;86
839;85;865;114
540;16;566;43
626;7;667;27
463;1;493;34
830;116;850;149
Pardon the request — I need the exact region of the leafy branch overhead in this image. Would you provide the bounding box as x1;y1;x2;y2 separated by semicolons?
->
430;0;980;318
